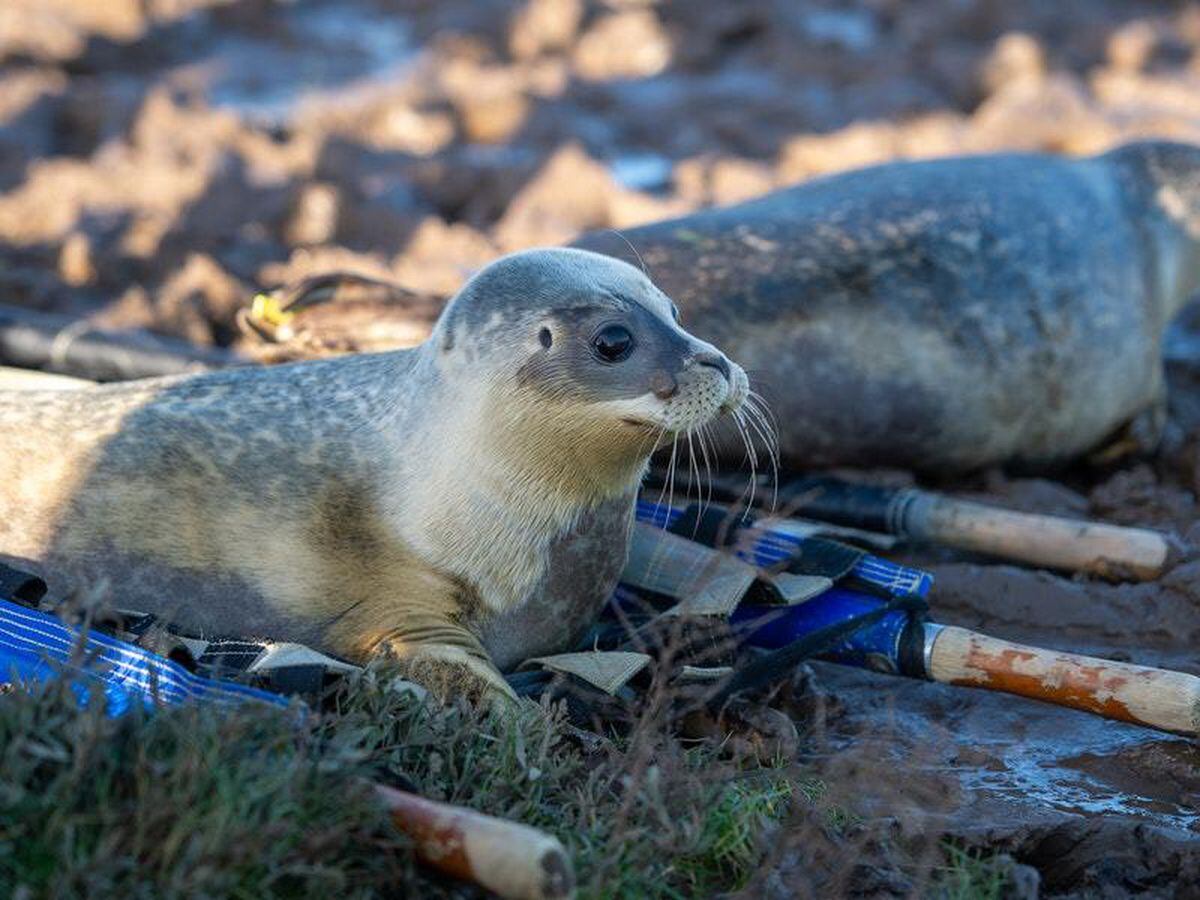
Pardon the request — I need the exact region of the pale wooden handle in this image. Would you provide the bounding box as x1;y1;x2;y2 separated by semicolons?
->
0;365;95;390
910;494;1170;580
927;625;1200;736
375;785;575;900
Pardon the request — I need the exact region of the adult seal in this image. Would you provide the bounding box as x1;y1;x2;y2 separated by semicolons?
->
576;140;1200;471
0;248;748;701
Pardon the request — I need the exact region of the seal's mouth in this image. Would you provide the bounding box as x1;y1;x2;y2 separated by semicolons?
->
620;416;659;431
719;365;750;416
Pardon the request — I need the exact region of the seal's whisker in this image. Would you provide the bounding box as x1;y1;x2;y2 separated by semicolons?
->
654;431;682;517
671;433;681;514
744;392;780;460
638;423;665;459
742;394;777;460
747;389;780;429
744;393;782;465
742;397;780;510
645;431;686;587
732;409;758;512
696;421;715;516
652;432;676;511
734;407;758;469
606;228;651;280
685;427;701;514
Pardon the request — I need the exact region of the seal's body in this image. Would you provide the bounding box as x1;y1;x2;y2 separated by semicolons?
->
577;141;1200;471
0;249;747;699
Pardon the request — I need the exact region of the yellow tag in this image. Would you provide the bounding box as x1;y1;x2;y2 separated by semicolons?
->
250;293;295;327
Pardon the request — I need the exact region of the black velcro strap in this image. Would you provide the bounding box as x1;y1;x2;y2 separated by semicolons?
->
118;612;159;637
781;477;914;535
196;641;268;677
506;669;553;697
0;561;47;608
779;536;864;582
262;665;330;697
708;593;929;708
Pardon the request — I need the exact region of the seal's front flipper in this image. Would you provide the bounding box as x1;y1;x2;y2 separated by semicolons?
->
371;626;517;706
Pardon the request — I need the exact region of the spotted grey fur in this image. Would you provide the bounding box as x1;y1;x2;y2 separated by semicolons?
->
576;140;1200;471
0;248;748;701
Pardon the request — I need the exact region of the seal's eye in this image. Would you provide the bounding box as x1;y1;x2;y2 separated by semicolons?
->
592;324;635;363
539;327;553;348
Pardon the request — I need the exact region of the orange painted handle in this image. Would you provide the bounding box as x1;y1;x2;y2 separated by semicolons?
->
908;493;1170;581
925;625;1200;736
375;785;575;900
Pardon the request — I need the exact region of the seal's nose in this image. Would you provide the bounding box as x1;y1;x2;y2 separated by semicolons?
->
693;351;731;382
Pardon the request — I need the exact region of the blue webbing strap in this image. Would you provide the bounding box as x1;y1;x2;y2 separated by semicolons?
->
0;596;289;716
635;500;933;599
707;591;929;707
623;501;936;705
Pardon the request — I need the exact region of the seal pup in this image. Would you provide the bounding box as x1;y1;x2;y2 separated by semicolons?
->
576;141;1200;471
0;248;748;701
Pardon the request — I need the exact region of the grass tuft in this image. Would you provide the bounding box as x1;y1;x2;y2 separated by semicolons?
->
935;843;1016;900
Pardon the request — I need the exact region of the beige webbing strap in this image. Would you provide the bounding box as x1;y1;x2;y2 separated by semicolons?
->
757;516;898;551
763;572;833;604
245;641;428;699
246;641;362;674
524;651;651;696
0;366;95;390
676;664;734;683
178;636;211;660
623;522;757;617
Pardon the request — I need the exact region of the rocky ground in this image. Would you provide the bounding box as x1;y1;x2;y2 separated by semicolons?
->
4;0;1200;895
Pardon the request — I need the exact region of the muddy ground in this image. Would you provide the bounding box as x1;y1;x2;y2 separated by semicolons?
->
3;0;1200;895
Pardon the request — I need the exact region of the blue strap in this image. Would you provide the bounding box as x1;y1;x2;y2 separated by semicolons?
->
0;596;289;717
635;500;933;599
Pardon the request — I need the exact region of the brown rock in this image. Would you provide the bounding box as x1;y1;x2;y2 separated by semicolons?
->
494;143;685;250
258;247;396;291
969;73;1110;155
154;253;247;345
285;183;340;247
508;0;583;60
438;57;530;144
57;232;95;287
1107;21;1159;74
392;216;495;296
777;122;901;184
493;143;615;249
709;158;776;205
979;32;1046;95
573;10;672;81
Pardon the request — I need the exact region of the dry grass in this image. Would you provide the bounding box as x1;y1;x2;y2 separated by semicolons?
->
0;663;807;899
0;652;1018;898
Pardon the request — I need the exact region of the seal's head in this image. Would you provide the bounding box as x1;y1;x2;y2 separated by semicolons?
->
433;247;748;494
1107;141;1200;320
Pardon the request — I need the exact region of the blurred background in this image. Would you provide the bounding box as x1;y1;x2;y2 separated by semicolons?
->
2;0;1199;346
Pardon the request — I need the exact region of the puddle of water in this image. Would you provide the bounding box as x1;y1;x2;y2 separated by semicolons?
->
818;663;1200;835
800;9;879;53
955;718;1199;830
610;153;673;192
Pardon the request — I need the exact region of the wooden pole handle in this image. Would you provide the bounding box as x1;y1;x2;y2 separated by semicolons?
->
925;625;1200;736
906;493;1171;581
375;785;575;900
